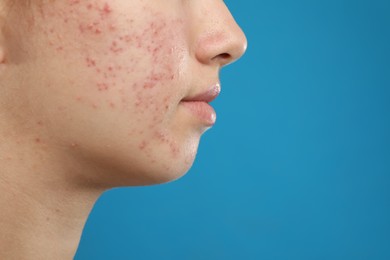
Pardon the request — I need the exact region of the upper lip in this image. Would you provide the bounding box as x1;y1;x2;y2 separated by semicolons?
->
181;83;221;103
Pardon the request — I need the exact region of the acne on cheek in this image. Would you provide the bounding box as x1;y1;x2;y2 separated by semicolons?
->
84;3;182;158
63;2;180;104
42;1;184;158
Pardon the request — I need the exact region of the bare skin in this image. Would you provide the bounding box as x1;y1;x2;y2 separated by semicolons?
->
0;0;246;258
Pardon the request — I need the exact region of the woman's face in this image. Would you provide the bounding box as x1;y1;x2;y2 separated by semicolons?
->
2;0;246;186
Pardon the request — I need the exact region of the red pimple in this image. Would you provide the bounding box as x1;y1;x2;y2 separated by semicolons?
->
87;22;102;34
169;142;180;157
155;131;169;142
35;138;41;144
143;82;156;89
110;41;123;53
86;57;96;67
123;35;132;43
78;24;85;33
109;102;116;108
139;141;148;150
153;46;162;54
109;24;116;32
135;98;142;107
97;83;109;91
102;3;112;15
151;73;162;81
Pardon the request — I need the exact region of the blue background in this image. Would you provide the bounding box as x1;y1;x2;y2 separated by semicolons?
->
75;0;390;259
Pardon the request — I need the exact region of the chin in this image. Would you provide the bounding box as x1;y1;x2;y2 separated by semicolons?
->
136;143;200;186
93;144;198;188
132;149;198;186
75;127;202;188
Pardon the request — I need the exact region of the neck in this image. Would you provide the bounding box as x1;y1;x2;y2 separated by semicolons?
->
0;134;105;259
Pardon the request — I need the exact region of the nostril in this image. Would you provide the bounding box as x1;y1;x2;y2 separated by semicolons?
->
218;53;231;59
212;53;232;65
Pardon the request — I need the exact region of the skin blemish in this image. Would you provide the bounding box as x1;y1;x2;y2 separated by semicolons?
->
135;98;142;107
75;2;113;36
108;101;116;109
143;82;156;89
79;22;102;35
88;22;102;34
69;0;81;5
138;141;148;150
97;83;109;91
110;40;124;54
109;24;116;32
86;57;97;67
169;142;180;158
101;3;112;15
153;129;181;158
39;2;188;165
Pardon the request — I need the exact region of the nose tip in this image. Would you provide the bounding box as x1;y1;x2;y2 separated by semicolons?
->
215;31;247;67
194;3;247;67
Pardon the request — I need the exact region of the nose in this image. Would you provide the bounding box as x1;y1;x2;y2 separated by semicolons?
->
193;0;247;67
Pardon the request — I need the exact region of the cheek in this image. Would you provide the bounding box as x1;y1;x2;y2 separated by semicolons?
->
41;1;185;113
40;1;188;158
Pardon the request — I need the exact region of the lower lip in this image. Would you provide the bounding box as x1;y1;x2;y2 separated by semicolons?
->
181;101;217;126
